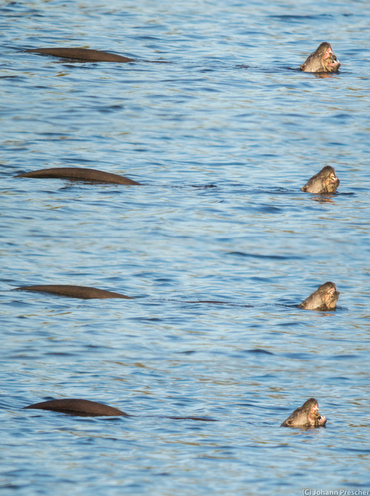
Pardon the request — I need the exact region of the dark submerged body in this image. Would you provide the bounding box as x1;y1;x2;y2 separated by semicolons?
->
301;166;340;194
24;399;128;417
16;285;132;300
27;48;134;63
281;398;327;428
24;398;216;421
16;167;140;185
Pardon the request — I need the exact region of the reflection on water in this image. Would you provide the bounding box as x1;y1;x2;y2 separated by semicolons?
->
1;0;370;494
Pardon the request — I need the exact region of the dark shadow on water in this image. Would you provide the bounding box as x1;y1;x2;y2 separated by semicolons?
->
180;300;253;307
269;14;335;20
241;349;274;355
282;66;301;72
227;251;304;260
173;184;217;189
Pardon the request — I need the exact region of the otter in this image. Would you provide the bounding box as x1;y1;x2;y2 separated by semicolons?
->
299;282;339;311
15;283;339;307
24;398;327;426
301;166;340;194
300;42;340;73
189;282;339;310
23;398;216;421
15;285;132;300
15;167;140;185
281;398;327;428
24;399;128;416
27;48;134;63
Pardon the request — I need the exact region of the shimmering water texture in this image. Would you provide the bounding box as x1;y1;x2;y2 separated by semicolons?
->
1;0;370;495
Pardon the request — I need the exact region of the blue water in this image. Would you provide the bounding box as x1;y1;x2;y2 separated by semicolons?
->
1;0;370;494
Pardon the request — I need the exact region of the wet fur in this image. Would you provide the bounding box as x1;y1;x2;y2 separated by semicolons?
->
281;398;326;428
301;166;340;194
300;42;340;73
16;285;132;300
299;282;339;311
24;399;128;416
27;48;134;63
16;167;140;185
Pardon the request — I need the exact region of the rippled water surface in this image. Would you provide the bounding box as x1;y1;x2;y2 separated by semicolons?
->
1;0;370;494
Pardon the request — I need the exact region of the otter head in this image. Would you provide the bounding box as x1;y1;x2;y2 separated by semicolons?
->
281;398;327;428
299;282;339;311
320;42;341;72
302;166;340;194
300;42;341;73
321;166;340;193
